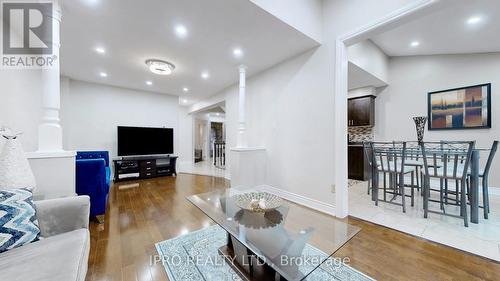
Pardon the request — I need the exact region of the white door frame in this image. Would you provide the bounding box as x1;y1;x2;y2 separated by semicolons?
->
334;0;440;218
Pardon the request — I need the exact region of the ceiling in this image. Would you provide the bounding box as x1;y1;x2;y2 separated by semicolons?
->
60;0;318;101
371;0;500;57
348;62;386;90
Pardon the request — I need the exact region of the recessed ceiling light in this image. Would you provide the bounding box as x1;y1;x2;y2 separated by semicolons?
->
410;41;420;47
201;72;210;79
99;72;107;77
182;99;188;103
233;48;243;58
175;24;188;38
216;112;220;116
145;59;175;75
95;47;105;54
183;87;189;93
467;16;482;25
146;80;153;86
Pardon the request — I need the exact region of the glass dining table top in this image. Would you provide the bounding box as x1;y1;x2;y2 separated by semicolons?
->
187;189;361;281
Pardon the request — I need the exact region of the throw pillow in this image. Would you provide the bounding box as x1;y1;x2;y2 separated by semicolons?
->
0;188;40;253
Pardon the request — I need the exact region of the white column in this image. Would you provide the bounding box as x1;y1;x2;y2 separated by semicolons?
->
237;65;248;148
26;1;76;200
38;0;63;152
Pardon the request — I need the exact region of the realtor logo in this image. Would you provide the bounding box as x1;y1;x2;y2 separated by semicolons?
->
1;1;56;69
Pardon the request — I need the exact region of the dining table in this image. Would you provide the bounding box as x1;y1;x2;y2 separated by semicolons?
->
375;144;487;224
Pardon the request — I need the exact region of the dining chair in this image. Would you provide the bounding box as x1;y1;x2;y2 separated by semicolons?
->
420;141;474;227
404;141;424;193
467;141;498;219
438;140;474;207
370;141;416;212
363;142;374;195
364;142;395;198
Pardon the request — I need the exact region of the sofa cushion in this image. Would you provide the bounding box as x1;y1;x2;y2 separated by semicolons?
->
0;229;89;281
0;188;40;253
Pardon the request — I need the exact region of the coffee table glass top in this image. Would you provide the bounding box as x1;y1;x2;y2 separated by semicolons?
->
187;189;361;281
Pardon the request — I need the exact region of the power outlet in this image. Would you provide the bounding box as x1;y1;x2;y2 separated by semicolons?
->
331;184;336;193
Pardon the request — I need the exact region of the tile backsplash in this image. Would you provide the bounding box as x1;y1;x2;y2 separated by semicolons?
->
349;126;374;142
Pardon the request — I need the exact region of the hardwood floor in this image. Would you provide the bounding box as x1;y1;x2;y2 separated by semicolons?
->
86;174;500;281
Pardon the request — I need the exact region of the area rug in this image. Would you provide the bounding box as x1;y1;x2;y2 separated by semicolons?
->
155;225;374;281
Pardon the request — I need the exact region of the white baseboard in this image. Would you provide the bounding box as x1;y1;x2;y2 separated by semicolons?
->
259;185;336;216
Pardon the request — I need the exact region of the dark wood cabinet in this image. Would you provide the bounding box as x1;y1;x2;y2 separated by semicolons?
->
348;145;370;180
348;95;376;127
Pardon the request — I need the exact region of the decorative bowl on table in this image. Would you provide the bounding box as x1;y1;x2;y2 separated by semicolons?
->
234;209;284;229
233;192;283;212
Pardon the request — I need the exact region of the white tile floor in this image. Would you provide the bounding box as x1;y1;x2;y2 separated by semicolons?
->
349;180;500;261
178;160;230;179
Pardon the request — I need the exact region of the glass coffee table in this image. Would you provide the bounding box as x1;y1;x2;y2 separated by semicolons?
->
187;189;361;281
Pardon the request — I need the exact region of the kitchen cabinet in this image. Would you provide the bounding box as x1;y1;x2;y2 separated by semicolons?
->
348;95;376;127
348;145;371;180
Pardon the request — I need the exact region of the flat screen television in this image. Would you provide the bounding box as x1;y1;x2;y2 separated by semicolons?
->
118;126;174;156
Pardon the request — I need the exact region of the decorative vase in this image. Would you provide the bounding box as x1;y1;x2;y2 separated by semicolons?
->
413;116;427;144
0;133;37;191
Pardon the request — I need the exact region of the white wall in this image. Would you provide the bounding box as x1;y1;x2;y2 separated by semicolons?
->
178;107;194;165
190;0;419;208
60;78;180;159
348;39;389;84
0;69;43;152
375;53;500;186
250;0;323;43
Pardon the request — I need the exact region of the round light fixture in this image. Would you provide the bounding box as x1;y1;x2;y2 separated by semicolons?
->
183;87;189;93
201;71;210;79
145;59;175;75
410;41;420;47
146;80;153;86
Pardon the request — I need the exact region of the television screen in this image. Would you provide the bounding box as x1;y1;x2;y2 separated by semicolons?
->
118;126;173;156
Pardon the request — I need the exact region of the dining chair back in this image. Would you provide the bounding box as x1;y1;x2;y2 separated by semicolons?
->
420;141;474;227
479;140;498;219
363;142;374;195
370;141;410;212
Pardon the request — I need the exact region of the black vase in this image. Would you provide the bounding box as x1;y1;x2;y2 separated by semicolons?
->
413;117;427;143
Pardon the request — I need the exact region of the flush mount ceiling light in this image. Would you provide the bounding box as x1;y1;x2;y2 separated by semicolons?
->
145;80;153;86
99;72;107;77
145;59;175;75
201;71;210;79
183;87;189;93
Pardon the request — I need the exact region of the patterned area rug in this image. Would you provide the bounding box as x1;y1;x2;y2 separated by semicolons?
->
155;225;374;281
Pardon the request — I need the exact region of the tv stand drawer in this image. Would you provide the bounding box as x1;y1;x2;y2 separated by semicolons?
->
140;160;156;167
140;170;157;178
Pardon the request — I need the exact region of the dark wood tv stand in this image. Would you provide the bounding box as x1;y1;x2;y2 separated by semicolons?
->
113;155;178;182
